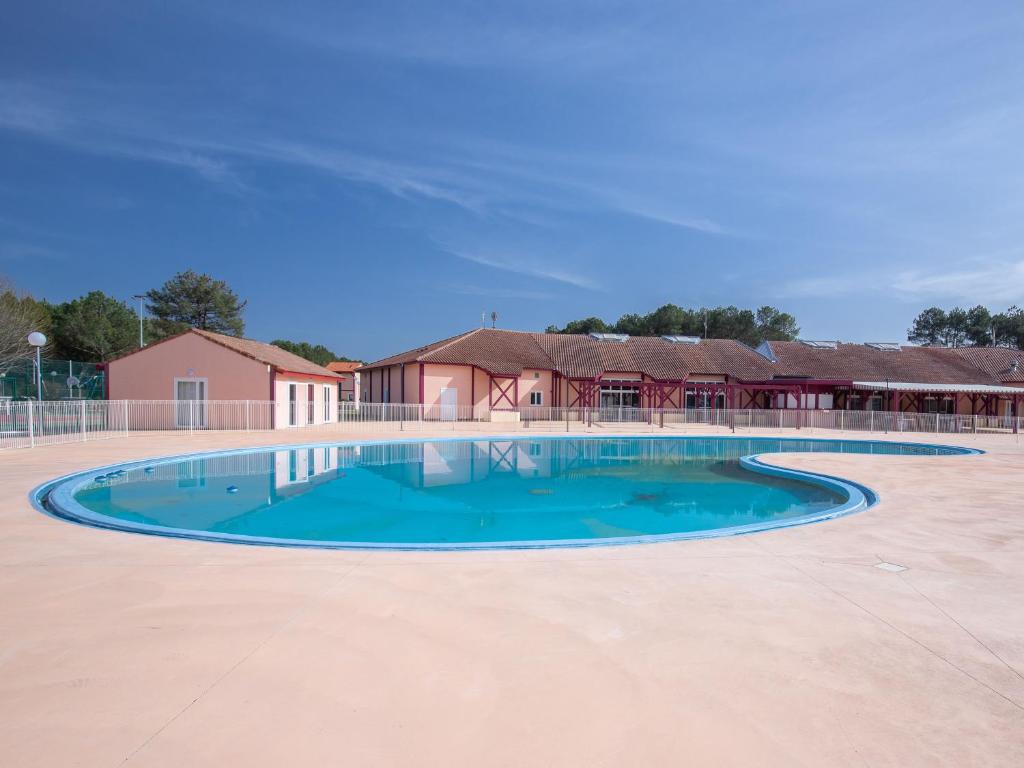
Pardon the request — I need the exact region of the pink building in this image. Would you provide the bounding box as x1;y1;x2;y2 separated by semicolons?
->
358;328;1024;417
107;329;343;428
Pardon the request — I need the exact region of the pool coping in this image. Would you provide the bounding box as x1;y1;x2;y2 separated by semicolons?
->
30;435;981;551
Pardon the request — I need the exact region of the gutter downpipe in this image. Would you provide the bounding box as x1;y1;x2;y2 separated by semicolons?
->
269;365;276;429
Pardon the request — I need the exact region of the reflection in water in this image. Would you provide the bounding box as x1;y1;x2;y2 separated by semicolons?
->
72;438;959;545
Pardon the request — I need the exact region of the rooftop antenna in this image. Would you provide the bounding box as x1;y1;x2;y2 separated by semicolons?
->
703;309;708;340
481;311;486;328
490;311;498;329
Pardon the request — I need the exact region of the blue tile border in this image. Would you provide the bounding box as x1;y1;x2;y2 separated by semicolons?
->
30;435;981;551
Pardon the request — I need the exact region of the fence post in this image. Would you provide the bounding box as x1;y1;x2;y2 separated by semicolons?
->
27;402;35;448
840;410;844;432
81;399;87;442
869;410;874;433
189;399;194;433
123;400;129;436
246;401;250;431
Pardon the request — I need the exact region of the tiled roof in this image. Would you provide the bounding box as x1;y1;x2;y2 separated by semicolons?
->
535;334;776;380
764;341;1002;384
362;329;1024;386
948;347;1024;383
326;361;361;373
108;328;343;378
362;329;777;381
357;329;483;370
190;330;343;378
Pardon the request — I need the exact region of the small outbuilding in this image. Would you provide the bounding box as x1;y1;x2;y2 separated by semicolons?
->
107;329;343;428
326;361;361;403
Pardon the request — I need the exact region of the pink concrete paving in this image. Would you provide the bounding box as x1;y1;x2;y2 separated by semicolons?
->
1;427;1022;767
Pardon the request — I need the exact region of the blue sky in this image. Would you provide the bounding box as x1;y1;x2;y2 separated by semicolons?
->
2;1;1023;360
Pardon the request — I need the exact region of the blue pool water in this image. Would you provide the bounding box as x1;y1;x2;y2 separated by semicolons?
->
42;437;975;549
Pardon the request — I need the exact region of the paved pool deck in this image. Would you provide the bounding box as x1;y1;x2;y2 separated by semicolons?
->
1;427;1022;767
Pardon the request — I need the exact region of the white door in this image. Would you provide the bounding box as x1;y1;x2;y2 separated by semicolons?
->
175;379;207;427
439;387;458;421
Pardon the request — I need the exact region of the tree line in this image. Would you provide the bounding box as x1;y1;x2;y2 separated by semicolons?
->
907;305;1024;348
0;271;357;368
545;304;800;347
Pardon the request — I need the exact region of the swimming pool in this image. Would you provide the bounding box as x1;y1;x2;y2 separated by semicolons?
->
37;436;977;550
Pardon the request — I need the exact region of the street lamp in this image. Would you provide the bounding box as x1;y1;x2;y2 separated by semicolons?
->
132;294;146;347
27;331;46;401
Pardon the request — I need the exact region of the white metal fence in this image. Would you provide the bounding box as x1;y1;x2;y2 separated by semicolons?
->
0;400;1020;451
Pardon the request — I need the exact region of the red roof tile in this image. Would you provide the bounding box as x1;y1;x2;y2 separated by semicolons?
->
948;347;1024;383
362;329;777;381
109;329;342;378
764;341;1002;384
326;361;361;373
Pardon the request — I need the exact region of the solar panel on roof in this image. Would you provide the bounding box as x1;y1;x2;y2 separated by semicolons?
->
661;335;701;344
589;332;629;342
865;342;901;351
799;340;838;349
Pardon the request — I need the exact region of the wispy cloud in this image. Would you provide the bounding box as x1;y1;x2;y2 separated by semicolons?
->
0;77;741;235
0;80;244;189
237;3;653;73
238;140;487;213
439;244;602;292
0;242;61;262
443;138;735;236
779;256;1024;305
611;203;732;236
889;259;1024;304
442;282;556;301
0;79;491;208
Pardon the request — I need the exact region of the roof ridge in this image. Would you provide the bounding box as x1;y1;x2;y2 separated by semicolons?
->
419;327;484;362
190;329;341;376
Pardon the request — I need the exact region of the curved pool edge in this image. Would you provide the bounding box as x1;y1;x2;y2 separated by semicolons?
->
30;434;981;552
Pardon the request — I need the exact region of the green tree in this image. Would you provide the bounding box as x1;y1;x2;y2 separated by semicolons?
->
993;306;1024;348
943;307;970;347
755;306;800;342
705;306;758;345
550;303;799;345
907;307;948;345
271;340;354;367
145;270;246;339
645;304;696;336
50;291;140;362
963;305;994;346
548;316;610;335
612;313;651;335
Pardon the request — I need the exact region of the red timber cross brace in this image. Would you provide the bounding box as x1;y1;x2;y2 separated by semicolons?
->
565;378;601;408
489;374;518;410
639;380;686;409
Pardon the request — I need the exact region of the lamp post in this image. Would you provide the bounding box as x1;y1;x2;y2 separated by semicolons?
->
27;332;46;401
132;295;146;347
